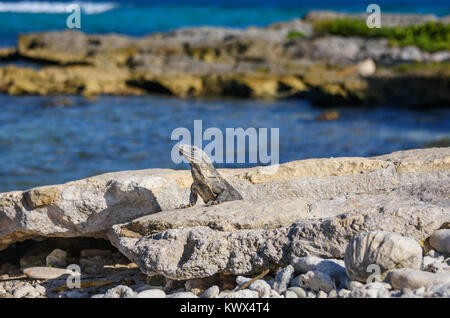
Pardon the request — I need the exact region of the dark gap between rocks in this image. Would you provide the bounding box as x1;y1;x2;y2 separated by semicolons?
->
0;237;117;269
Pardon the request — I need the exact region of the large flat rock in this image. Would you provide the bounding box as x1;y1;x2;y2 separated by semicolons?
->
103;148;449;279
107;190;449;279
3;12;449;105
0;169;191;250
1;147;449;254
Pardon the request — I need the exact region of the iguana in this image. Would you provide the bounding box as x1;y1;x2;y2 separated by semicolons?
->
178;144;243;208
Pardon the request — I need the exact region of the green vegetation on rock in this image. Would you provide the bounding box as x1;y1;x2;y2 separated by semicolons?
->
313;19;450;52
390;61;450;73
286;30;306;40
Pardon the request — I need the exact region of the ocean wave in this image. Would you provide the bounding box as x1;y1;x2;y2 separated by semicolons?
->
0;1;117;14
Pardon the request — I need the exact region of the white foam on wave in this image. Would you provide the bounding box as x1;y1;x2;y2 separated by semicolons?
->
0;1;117;14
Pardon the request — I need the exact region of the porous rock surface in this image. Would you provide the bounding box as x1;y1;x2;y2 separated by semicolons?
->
107;148;449;279
1;147;449;284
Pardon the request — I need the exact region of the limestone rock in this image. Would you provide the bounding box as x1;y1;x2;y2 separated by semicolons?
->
428;229;450;254
424;282;450;297
23;267;75;280
295;271;336;293
200;285;220;298
386;269;450;290
103;285;136;298
137;289;166;298
286;287;307;298
224;289;259;298
0;169;191;249
167;291;198;298
0;148;448;286
249;280;272;298
12;283;41;298
2;148;448;250
284;290;298;298
272;265;294;294
108;189;448;280
291;256;347;287
344;231;423;282
46;249;67;268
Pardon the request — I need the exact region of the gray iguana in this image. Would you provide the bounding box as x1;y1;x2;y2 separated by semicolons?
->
178;144;243;208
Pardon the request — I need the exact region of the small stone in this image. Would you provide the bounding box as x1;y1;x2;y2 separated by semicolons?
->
389;290;402;298
103;285;135;298
46;249;67;268
236;276;251;286
272;265;294;294
414;286;425;296
269;290;283;298
249;280;271;298
286;287;307;298
422;256;436;269
422;256;449;273
424;282;450;297
20;254;46;268
338;289;351;298
135;285;164;293
386;268;450;290
350;288;382;298
137;289;166;298
346;280;364;291
167;291;198;298
13;284;38;298
224;289;259;298
284;290;298;298
23;267;74;280
328;290;338;298
429;229;450;254
306;291;316;298
34;284;46;296
200;285;220;298
426;250;441;258
217;291;229;298
317;291;328;298
344;231;423;282
190;288;204;296
291;256;347;287
297;271;336;293
365;282;392;290
402;288;413;295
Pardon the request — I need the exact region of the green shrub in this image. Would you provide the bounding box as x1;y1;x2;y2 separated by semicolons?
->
286;30;306;40
313;18;450;52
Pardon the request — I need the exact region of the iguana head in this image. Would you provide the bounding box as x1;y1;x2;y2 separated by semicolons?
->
178;144;213;167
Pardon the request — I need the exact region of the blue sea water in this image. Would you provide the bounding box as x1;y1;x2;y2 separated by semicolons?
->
0;0;449;46
0;95;449;192
0;1;449;192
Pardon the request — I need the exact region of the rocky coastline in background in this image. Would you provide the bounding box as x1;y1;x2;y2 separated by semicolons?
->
0;147;449;298
0;11;449;107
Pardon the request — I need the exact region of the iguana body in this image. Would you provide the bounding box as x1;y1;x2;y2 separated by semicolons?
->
178;144;243;208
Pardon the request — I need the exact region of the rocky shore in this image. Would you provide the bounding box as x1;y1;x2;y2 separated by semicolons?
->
0;11;449;107
0;147;449;298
